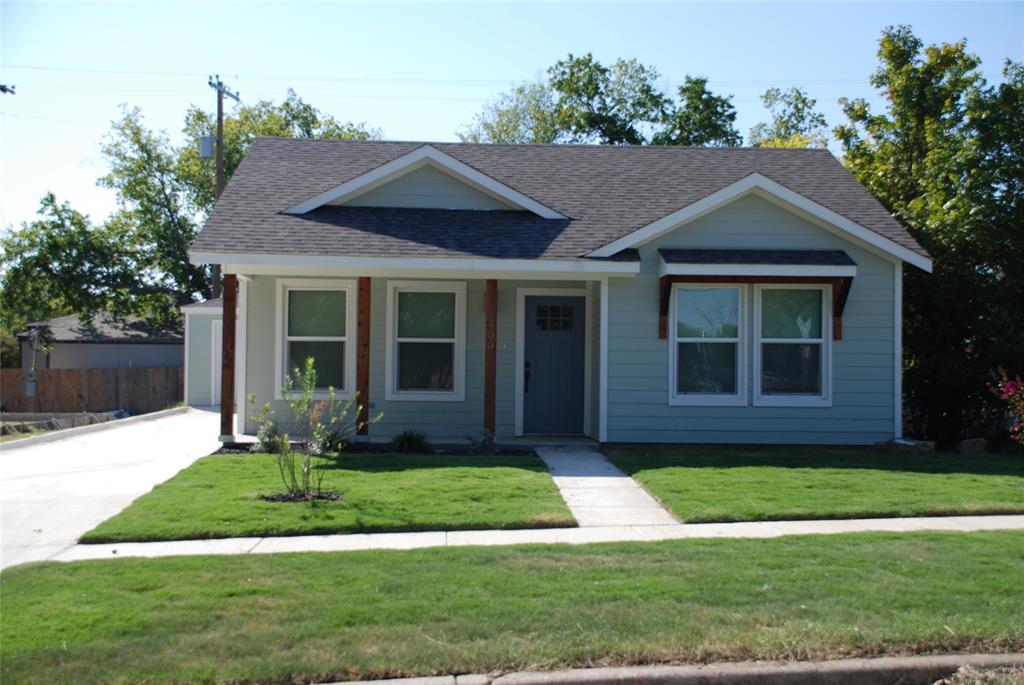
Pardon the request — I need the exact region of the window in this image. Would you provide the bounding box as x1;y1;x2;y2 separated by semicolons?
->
755;285;831;406
275;279;357;398
669;285;746;406
386;281;466;401
536;304;574;331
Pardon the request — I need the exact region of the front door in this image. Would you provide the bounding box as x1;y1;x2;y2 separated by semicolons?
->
524;295;585;434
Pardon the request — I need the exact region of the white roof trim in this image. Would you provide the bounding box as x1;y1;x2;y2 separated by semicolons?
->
190;250;639;275
589;172;932;273
282;145;566;219
659;260;857;278
181;306;222;315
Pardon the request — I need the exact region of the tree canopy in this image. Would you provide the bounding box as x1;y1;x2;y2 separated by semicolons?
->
0;91;379;335
836;25;1023;444
748;87;829;148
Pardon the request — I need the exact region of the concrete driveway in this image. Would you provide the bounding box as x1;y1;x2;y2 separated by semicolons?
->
1;407;220;569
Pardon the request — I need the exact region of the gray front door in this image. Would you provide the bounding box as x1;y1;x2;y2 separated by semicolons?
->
524;295;585;434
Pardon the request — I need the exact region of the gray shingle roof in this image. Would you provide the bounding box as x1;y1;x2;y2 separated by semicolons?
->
191;138;928;262
16;313;182;344
659;248;856;266
181;298;223;310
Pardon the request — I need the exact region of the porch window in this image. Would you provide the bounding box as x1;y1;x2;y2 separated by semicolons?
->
669;285;746;406
754;285;831;406
386;281;466;401
275;279;357;399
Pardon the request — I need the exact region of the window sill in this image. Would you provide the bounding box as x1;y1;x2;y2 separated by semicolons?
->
668;394;748;407
753;395;832;408
384;390;465;402
277;389;354;401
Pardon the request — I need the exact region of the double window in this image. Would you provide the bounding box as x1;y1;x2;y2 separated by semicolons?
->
670;284;831;407
276;279;357;398
386;281;466;401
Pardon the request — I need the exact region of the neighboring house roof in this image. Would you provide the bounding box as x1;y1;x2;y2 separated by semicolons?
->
181;298;223;312
16;313;183;344
191;138;929;267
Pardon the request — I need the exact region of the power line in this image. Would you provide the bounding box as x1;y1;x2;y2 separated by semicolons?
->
1;62;874;88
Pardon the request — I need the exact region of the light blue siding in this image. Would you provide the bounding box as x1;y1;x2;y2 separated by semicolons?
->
340;165;516;211
243;276;592;440
185;314;217;405
605;193;897;445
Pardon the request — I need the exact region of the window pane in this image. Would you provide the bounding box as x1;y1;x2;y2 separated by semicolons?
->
287;340;344;388
288;290;345;337
398;341;454;391
677;342;737;394
397;292;455;338
762;343;821;394
677;288;738;339
761;289;822;339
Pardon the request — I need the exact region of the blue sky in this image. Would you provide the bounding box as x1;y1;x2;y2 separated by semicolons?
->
1;1;1021;231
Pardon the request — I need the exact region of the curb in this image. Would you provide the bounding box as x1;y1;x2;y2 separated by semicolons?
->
0;405;190;451
326;654;1024;685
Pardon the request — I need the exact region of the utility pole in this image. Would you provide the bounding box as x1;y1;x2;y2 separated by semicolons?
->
207;75;239;298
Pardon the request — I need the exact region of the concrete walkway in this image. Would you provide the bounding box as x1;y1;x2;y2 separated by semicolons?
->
49;514;1024;563
535;445;677;526
1;407;220;568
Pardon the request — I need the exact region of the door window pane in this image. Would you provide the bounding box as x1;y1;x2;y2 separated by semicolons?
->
761;289;822;339
762;343;821;394
397;292;455;338
398;342;454;391
287;340;345;388
677;288;738;338
288;290;345;337
677;342;737;394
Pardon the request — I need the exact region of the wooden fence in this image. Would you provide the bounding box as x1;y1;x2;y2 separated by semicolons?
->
0;366;183;415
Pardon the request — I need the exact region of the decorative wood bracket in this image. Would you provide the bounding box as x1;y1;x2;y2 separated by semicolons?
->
659;275;854;341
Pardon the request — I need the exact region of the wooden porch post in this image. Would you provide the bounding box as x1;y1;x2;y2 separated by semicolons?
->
357;277;371;436
484;279;497;434
220;274;238;440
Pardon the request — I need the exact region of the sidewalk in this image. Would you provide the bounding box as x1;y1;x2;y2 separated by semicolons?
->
50;514;1024;563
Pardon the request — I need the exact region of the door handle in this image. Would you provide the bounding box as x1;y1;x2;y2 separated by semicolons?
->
524;361;531;393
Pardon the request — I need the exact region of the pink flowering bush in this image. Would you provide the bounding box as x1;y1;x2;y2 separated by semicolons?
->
992;371;1024;444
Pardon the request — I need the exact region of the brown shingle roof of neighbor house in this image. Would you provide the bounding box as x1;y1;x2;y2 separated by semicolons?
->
659;248;857;266
181;298;223;310
16;313;183;344
191;138;929;263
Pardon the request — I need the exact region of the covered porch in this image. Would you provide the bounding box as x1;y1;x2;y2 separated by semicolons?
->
212;259;637;444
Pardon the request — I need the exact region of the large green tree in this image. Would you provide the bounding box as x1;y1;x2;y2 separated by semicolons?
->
652;76;741;146
836;26;1024;444
457;81;562;144
0;91;379;335
749;87;829;148
461;54;740;147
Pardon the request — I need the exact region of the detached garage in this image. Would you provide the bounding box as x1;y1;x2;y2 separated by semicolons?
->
18;313;183;369
182;299;224;406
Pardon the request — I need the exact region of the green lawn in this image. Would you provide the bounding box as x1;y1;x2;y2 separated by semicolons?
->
605;445;1024;523
2;532;1022;685
81;452;574;543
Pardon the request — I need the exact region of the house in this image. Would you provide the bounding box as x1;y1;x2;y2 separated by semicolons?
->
188;139;931;444
18;313;183;370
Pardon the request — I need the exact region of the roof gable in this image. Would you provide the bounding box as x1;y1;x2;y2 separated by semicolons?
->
282;145;566;219
588;173;932;272
338;164;517;211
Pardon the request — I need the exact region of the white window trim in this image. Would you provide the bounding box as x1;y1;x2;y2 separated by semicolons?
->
274;278;357;400
753;283;832;408
385;280;466;402
668;284;748;407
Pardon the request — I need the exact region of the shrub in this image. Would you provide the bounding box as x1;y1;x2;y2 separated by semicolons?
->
389;429;431;454
992;370;1024;445
466;428;498;455
248;357;381;500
